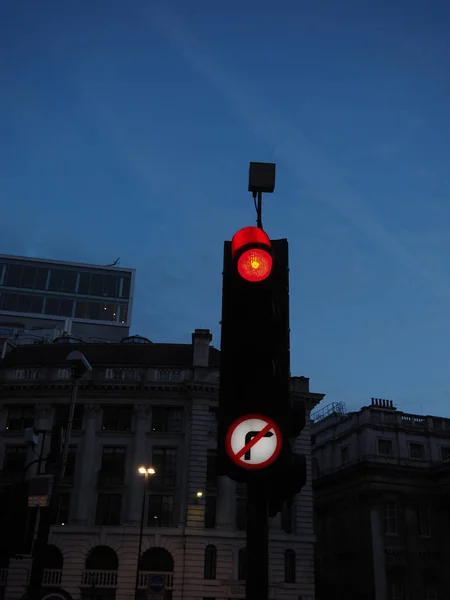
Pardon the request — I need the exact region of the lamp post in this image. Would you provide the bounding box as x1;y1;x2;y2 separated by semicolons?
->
134;466;156;599
28;350;92;600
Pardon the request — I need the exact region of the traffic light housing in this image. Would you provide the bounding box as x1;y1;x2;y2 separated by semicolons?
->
267;399;307;516
0;482;34;559
217;227;291;482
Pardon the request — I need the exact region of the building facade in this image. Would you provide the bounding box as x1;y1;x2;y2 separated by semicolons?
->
0;254;135;342
311;399;450;600
0;329;323;600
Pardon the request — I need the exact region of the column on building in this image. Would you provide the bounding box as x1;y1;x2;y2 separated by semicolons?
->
370;503;387;600
126;404;150;525
215;475;236;529
72;404;99;524
26;403;52;478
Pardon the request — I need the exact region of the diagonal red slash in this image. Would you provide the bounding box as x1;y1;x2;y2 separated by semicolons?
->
235;422;272;460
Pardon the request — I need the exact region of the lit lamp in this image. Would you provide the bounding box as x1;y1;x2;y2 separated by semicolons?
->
134;466;156;598
195;491;203;504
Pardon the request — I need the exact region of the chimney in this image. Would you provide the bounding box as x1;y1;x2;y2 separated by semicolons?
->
192;329;212;367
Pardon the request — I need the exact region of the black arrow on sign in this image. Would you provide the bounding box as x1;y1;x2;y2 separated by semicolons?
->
244;430;274;460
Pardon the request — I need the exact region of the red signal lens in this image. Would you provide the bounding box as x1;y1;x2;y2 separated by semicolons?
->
237;248;272;282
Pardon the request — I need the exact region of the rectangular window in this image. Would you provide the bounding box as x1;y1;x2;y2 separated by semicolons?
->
4;265;23;287
48;269;77;293
152;448;177;486
95;493;122;526
44;297;74;317
51;493;70;525
151;407;183;433
206;450;217;488
101;406;132;432
441;446;450;461
7;406;34;431
147;494;174;527
377;439;393;456
3;446;27;474
121;276;131;299
236;497;247;531
54;404;84;431
417;506;431;537
119;304;128;324
100;447;126;482
341;446;349;464
63;446;77;480
388;580;404;600
205;495;216;528
384;503;398;535
409;442;424;460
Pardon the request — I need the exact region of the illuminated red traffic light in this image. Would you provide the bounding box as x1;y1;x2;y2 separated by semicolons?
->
231;227;272;282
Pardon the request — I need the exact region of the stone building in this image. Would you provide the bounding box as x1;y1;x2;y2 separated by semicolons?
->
311;398;450;600
0;329;323;600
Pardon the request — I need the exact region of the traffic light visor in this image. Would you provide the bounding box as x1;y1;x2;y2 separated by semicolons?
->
231;227;272;282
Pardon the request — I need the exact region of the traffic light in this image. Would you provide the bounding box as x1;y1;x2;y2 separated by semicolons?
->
217;226;291;482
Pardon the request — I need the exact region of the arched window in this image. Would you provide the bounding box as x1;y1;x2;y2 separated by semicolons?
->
284;549;296;583
139;547;174;572
238;548;247;581
85;546;119;570
204;545;217;580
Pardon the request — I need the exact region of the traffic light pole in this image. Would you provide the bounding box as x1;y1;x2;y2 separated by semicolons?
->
246;479;269;600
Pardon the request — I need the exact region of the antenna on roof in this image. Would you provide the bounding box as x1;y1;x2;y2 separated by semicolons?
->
104;257;120;267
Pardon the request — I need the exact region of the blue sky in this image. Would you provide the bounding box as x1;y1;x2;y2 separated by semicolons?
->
1;0;450;416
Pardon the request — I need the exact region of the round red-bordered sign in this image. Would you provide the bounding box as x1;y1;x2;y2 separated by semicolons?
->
225;414;282;470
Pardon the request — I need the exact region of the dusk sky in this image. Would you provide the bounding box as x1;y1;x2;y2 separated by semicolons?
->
1;0;450;417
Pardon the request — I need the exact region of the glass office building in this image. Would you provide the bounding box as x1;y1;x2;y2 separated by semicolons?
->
0;254;135;342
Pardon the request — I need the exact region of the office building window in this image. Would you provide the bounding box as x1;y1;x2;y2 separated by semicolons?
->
384;503;398;535
205;496;216;528
441;446;450;461
74;300;118;322
151;407;183;433
121;276;131;299
409;443;424;460
3;446;27;474
284;549;296;583
54;404;84;431
0;292;44;314
238;548;247;581
152;448;177;486
417;506;431;537
78;273;120;298
7;405;34;431
341;446;349;464
101;406;132;432
48;269;77;293
377;439;393;456
204;545;217;580
3;264;48;290
147;494;174;527
44;297;74;317
51;493;70;525
119;303;128;323
95;493;122;525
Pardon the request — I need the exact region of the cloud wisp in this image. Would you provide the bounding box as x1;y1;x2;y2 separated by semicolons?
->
147;0;450;303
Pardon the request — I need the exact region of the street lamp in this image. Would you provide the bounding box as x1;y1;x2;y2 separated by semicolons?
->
28;350;92;600
134;466;156;599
